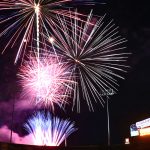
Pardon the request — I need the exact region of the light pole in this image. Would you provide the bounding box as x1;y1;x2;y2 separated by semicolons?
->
101;89;115;146
106;95;110;146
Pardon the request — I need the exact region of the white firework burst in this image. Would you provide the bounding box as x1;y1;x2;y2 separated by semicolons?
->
44;10;130;112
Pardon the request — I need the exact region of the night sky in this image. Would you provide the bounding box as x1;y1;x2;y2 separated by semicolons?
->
0;0;150;146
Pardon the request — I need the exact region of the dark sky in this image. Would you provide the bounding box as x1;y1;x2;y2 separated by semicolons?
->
0;0;150;146
91;0;150;145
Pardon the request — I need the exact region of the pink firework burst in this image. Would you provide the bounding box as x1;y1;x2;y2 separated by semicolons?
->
18;56;74;110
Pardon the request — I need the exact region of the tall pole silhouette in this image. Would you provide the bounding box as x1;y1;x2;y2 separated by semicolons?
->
101;89;114;146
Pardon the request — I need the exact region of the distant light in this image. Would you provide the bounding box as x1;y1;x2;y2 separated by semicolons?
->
23;39;27;43
34;4;40;14
75;59;80;63
125;138;130;144
49;37;54;43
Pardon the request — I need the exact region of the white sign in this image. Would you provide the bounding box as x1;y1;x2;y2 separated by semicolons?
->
136;118;150;129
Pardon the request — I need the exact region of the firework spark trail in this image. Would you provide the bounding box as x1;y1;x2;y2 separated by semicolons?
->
18;55;74;111
44;11;130;112
0;0;98;63
0;0;72;63
24;111;77;146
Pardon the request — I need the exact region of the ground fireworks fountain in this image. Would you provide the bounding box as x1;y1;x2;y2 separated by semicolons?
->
24;111;77;146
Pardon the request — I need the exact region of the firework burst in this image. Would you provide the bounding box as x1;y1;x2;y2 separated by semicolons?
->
0;0;77;63
24;111;77;146
18;55;74;110
45;11;130;112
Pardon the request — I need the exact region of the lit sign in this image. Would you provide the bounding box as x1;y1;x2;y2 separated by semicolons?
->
130;124;139;137
136;118;150;129
139;127;150;136
130;130;139;137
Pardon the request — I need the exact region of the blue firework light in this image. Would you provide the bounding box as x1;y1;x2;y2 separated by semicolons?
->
24;111;77;146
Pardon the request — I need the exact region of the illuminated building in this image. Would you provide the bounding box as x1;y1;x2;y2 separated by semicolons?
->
130;118;150;137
